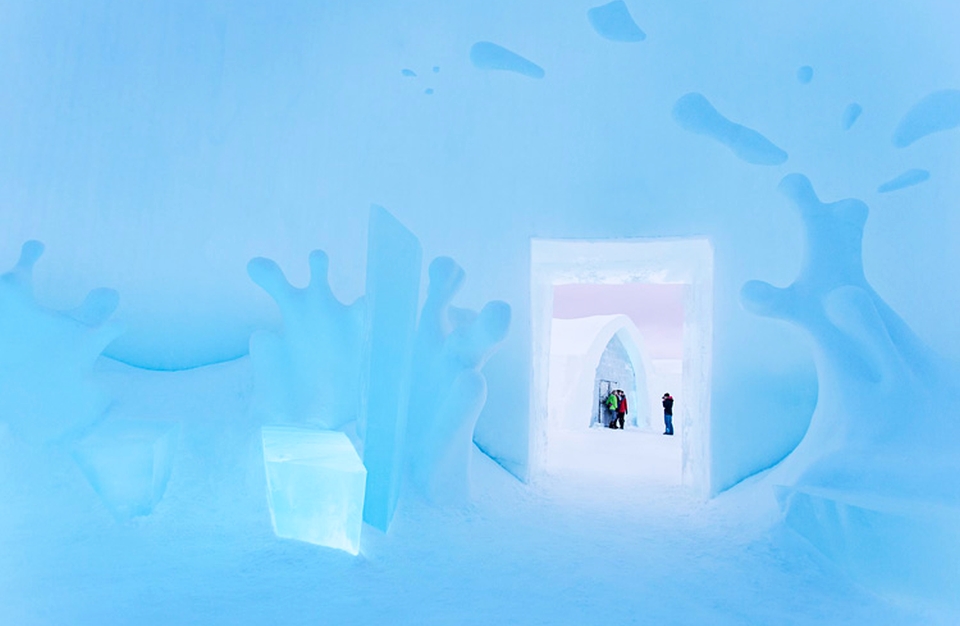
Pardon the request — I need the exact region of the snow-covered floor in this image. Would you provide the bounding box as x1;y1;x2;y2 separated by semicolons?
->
0;358;951;625
543;425;683;484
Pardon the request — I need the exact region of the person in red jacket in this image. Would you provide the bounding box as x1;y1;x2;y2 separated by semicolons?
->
614;390;628;429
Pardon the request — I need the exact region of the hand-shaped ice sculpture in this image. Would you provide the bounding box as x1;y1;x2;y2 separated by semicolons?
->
741;174;956;494
405;257;511;503
0;241;121;445
247;251;364;429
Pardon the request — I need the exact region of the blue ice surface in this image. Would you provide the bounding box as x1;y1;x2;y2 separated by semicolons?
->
796;66;813;84
587;1;646;42
892;89;960;147
841;103;863;130
672;92;788;165
877;169;930;193
73;419;180;520
401;69;417;77
469;42;545;79
359;206;422;532
261;426;366;555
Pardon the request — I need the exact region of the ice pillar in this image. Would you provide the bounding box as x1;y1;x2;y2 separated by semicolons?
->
359;206;422;531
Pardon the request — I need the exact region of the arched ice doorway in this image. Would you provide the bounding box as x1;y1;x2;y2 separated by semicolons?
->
548;315;654;432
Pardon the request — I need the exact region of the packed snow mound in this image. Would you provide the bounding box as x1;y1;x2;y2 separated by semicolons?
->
0;241;122;445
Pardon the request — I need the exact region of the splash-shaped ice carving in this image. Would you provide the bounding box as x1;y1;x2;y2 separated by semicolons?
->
741;173;957;493
247;252;364;429
740;176;960;602
405;257;511;503
73;418;179;520
892;89;960;148
877;168;930;193
841;103;862;130
673;93;789;165
796;66;813;84
0;241;121;444
469;42;545;79
588;1;646;42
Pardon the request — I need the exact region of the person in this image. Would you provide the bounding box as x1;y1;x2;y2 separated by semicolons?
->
662;393;674;435
614;389;628;430
604;390;618;428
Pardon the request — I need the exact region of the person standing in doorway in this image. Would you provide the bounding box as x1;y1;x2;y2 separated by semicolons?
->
662;393;674;435
615;390;628;430
604;390;619;428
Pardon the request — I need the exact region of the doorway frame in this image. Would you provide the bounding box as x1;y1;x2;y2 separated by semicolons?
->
529;237;715;496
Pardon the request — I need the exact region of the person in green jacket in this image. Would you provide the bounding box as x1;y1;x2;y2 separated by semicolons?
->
605;391;619;428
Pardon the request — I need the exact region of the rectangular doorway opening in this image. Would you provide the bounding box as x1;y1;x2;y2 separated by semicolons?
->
529;238;714;495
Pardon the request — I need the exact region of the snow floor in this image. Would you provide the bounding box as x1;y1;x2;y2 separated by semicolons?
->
543;426;682;484
0;358;953;625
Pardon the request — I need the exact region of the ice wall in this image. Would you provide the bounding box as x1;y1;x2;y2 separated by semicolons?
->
0;1;958;492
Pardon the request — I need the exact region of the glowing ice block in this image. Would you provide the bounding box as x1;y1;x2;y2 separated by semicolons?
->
72;419;179;520
359;205;422;532
261;426;366;555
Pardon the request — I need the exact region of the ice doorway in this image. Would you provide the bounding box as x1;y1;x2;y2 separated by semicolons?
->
529;239;714;495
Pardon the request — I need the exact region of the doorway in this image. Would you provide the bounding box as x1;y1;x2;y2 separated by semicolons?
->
529;238;714;495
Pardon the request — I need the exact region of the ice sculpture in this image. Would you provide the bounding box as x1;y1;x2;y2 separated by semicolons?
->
359;206;422;532
876;168;930;193
469;42;545;79
741;174;960;602
587;1;646;43
672;93;788;165
405;258;511;503
892;89;960;148
796;66;813;84
247;251;364;429
72;419;180;520
0;241;121;445
841;103;862;130
261;426;366;555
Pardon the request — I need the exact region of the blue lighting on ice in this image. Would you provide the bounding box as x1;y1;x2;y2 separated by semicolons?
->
0;1;959;623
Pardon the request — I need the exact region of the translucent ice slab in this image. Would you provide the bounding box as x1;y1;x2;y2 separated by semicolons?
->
73;418;179;520
359;206;422;532
261;426;366;555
